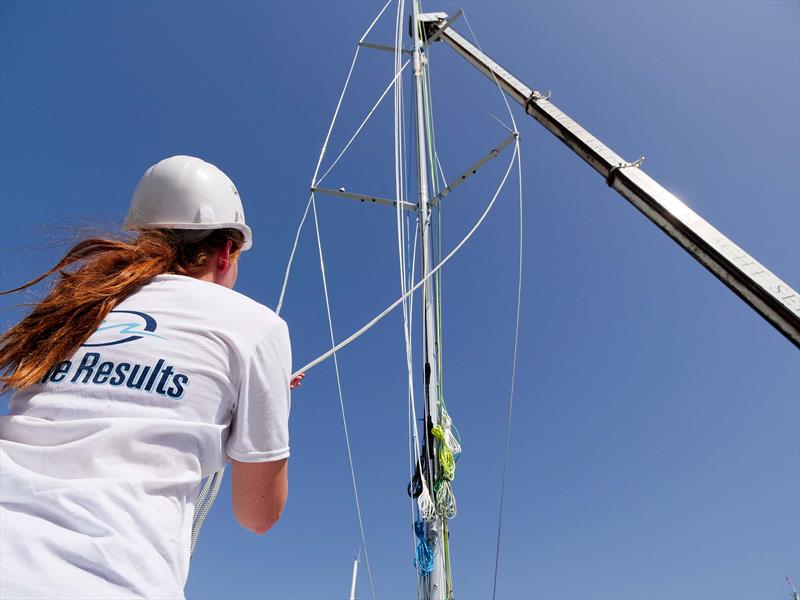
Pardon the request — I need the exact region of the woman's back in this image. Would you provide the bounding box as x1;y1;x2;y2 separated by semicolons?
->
1;274;291;598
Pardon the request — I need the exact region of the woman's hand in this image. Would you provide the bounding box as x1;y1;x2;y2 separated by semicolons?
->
290;373;305;389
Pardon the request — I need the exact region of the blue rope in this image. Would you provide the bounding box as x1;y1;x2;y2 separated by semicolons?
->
414;520;435;576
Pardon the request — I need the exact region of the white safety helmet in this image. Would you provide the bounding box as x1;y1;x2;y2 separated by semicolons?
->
125;155;252;251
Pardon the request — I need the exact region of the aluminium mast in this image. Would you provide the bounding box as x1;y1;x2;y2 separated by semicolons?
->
411;2;448;598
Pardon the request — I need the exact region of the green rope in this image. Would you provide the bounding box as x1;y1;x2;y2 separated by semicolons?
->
431;425;455;480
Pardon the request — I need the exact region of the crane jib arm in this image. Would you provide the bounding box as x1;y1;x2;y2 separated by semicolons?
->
421;13;800;349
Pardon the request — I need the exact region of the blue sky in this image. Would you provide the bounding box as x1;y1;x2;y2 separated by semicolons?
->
1;1;798;599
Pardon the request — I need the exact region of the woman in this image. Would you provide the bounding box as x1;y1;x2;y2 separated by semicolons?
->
0;156;294;599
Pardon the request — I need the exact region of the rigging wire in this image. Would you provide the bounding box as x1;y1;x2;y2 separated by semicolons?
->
192;0;394;561
461;11;525;599
292;141;519;379
390;3;435;593
317;59;411;187
276;0;392;315
310;196;377;600
280;4;398;593
462;13;519;133
189;0;392;590
435;156;448;194
391;0;424;586
278;7;397;591
193;2;395;562
419;38;461;597
276;198;312;317
491;145;523;600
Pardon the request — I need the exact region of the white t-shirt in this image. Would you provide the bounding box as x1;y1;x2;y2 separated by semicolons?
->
0;274;291;599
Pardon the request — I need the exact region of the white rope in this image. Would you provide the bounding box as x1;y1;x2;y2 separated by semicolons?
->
359;0;393;45
435;156;448;194
463;12;519;134
276;198;311;316
459;13;525;598
390;2;431;586
273;6;391;594
293;141;519;378
420;44;462;534
417;478;437;521
440;411;461;456
491;145;524;600
310;196;377;600
393;0;417;466
277;0;392;315
190;468;224;554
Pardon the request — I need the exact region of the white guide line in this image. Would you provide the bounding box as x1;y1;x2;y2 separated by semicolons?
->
276;3;394;596
462;11;525;598
492;144;523;600
316;59;411;187
310;195;376;600
292;140;519;380
390;0;427;585
462;12;518;134
285;4;395;596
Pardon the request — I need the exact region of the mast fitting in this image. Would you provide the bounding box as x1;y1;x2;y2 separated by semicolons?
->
605;157;646;187
525;89;552;112
414;12;448;39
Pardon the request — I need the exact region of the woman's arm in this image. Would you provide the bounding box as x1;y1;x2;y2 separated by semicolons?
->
230;458;288;534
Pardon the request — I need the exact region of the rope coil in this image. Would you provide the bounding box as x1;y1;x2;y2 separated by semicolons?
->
434;480;457;519
414;520;435;575
431;425;456;481
441;411;462;456
417;479;437;521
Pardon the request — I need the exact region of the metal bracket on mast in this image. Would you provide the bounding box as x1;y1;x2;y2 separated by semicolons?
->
312;186;417;211
358;41;413;55
430;132;518;206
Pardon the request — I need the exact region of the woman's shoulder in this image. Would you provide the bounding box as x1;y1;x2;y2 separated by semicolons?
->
139;274;286;339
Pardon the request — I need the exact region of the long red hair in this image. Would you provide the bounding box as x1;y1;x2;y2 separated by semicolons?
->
0;228;243;391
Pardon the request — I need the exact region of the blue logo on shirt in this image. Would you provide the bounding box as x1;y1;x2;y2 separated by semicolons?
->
83;310;166;347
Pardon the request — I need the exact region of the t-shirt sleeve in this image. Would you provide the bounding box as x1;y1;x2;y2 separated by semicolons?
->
225;320;292;462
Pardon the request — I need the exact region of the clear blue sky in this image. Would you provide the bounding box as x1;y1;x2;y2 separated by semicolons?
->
1;1;798;599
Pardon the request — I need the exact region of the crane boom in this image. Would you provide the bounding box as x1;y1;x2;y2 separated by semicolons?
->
421;13;800;348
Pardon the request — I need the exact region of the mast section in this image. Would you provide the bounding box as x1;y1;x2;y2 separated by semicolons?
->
411;1;447;598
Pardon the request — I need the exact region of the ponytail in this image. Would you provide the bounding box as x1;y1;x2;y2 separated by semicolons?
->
0;228;243;391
